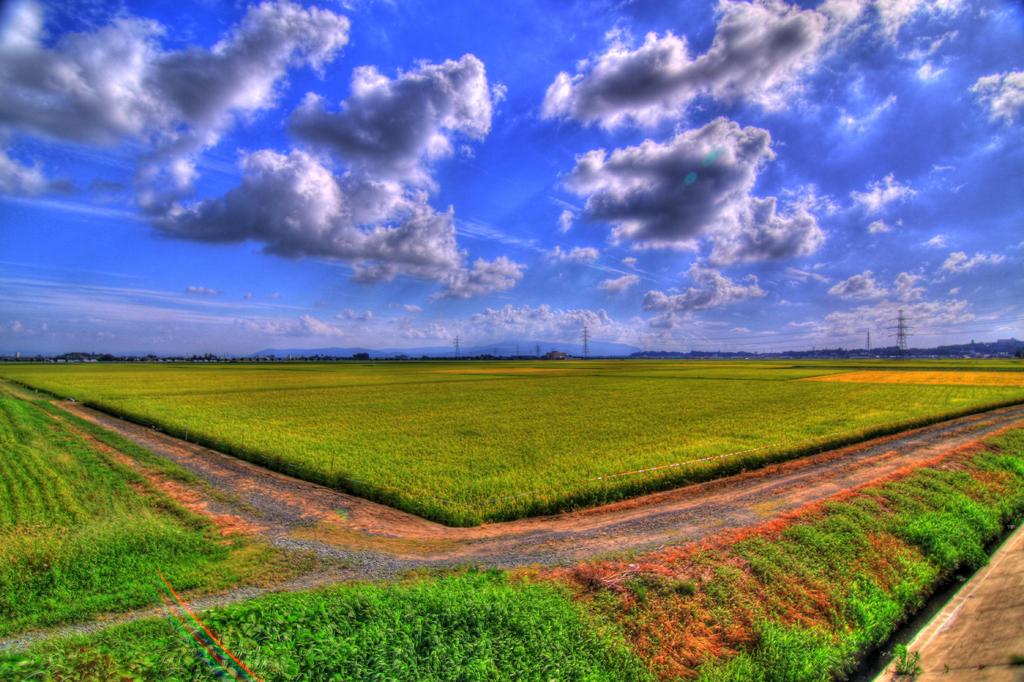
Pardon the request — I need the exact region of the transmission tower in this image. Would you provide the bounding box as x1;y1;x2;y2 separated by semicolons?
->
453;335;461;359
888;310;911;353
535;343;541;357
865;331;871;352
581;325;591;359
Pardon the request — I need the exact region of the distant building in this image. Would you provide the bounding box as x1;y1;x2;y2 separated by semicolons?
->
544;350;568;360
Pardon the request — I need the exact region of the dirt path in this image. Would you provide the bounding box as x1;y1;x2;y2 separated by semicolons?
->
59;401;1024;570
3;400;1023;653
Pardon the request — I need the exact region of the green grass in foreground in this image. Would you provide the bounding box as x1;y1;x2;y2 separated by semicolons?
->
0;390;278;637
2;360;1023;525
0;571;651;682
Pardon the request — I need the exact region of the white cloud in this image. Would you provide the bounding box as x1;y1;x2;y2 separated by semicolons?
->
546;245;600;264
0;149;46;196
436;256;524;300
157;149;523;297
828;270;925;301
621;257;638;268
599;274;640;294
185;285;219;296
290;54;493;185
916;62;945;82
565;117;822;263
337;309;373;321
558;209;574;233
643;264;765;316
868;219;892;234
893;271;925;301
971;71;1024;124
941;251;1005;274
839;94;897;131
468;304;615;340
785;267;829;283
850;173;915;213
923;234;947;248
402;304;422;314
542;0;828;128
817;296;972;341
0;1;350;200
828;270;887;299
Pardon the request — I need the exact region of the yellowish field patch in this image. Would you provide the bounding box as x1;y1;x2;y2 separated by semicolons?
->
433;367;574;375
805;370;1024;387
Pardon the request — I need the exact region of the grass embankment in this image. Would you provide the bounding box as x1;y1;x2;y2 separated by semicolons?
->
556;429;1024;680
7;431;1024;681
3;362;1023;525
0;390;287;637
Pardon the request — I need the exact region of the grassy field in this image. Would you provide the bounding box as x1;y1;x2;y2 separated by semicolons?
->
2;360;1023;525
0;387;286;636
7;429;1023;681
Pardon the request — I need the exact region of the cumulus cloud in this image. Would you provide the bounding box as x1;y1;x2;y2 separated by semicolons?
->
290;54;492;184
820;0;964;42
599;274;640;294
185;285;219;296
868;219;892;233
542;0;828;128
916;62;945;82
643;265;765;319
817;296;972;340
402;304;422;314
828;270;925;301
558;209;574;233
0;1;350;199
157;149;522;296
924;234;947;248
892;271;925;301
468;304;614;340
238;314;347;338
565;117;822;263
941;251;1005;274
828;270;887;299
850;173;915;213
971;71;1024;124
337;309;373;321
0;149;46;196
436;256;523;300
546;245;600;264
708;196;823;265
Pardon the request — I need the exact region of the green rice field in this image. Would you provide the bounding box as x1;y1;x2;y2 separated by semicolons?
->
2;360;1023;525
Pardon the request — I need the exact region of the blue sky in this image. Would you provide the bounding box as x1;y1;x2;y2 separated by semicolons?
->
1;0;1021;354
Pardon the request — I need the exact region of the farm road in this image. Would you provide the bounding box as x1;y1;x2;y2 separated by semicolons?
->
60;400;1024;572
4;399;1024;653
